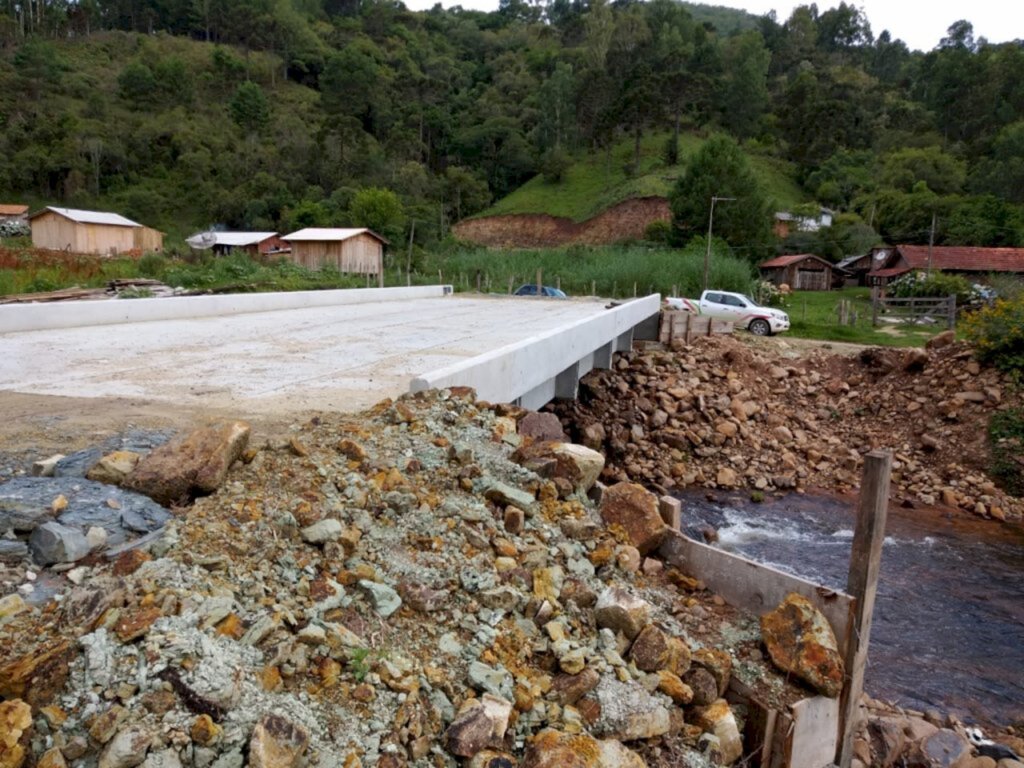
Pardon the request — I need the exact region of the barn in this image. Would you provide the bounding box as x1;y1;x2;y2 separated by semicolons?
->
29;206;163;255
282;228;388;275
759;253;844;291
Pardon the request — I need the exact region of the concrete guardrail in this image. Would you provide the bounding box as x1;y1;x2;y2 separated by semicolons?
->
411;294;661;408
0;285;454;333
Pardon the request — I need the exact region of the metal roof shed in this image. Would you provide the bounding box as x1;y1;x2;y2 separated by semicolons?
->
282;228;388;276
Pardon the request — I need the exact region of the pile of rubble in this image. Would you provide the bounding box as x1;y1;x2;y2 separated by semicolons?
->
550;331;1023;521
1;390;844;768
1;383;1022;768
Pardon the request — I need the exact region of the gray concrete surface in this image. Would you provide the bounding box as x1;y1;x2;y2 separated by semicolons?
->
0;295;617;415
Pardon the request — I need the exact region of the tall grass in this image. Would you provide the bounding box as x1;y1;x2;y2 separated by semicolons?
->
425;243;756;298
0;249;373;296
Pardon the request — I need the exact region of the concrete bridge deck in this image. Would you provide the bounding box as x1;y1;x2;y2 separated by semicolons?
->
0;289;658;416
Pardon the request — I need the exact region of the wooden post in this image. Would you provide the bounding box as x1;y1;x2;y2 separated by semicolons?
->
591;280;596;297
947;295;956;330
667;312;675;347
476;271;482;293
837;450;892;768
438;269;443;285
406;219;415;287
536;268;542;296
633;281;637;297
672;284;678;298
508;276;514;295
685;312;692;345
556;275;561;291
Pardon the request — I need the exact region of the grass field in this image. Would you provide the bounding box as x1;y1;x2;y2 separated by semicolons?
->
480;130;806;223
780;287;942;347
424;243;758;299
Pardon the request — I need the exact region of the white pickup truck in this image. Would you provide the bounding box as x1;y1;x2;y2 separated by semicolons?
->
665;290;790;336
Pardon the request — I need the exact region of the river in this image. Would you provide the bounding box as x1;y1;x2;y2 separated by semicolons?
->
675;490;1024;728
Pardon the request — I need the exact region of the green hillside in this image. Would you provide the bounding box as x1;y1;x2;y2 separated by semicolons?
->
479;131;806;223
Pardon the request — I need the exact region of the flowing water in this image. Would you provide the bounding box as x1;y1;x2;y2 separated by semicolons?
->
675;490;1024;727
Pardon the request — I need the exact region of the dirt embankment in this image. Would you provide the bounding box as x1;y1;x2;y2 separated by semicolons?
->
453;197;671;248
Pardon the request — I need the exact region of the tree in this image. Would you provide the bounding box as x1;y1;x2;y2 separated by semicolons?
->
669;134;772;257
229;81;271;134
349;187;406;244
717;31;770;139
880;147;965;195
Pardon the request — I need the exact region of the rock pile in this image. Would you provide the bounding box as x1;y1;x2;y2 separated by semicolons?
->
549;334;1023;521
0;389;840;768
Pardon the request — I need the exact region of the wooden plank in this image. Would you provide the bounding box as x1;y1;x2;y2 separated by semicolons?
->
837;450;892;768
790;696;841;768
658;530;855;657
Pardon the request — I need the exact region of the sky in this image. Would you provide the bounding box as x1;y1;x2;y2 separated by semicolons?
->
399;0;1024;53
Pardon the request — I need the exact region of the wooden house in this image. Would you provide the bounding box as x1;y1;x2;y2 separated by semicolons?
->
29;206;163;255
186;231;289;258
0;204;29;223
759;253;844;291
282;228;388;275
865;245;1024;286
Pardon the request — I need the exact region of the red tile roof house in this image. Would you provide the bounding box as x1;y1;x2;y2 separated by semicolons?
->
759;253;845;291
864;245;1024;286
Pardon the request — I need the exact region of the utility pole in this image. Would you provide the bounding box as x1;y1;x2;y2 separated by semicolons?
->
926;213;937;275
703;195;736;292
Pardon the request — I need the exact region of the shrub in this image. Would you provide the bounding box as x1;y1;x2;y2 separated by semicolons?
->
988;409;1024;496
889;270;976;306
644;220;671;244
964;295;1024;376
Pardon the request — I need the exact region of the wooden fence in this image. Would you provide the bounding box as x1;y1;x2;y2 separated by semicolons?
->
871;294;956;330
659;310;734;346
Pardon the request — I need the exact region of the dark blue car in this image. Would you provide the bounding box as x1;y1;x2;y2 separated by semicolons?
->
514;284;568;297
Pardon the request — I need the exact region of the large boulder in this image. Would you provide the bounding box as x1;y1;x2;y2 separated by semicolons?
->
592;677;671;741
595;587;651;640
1;477;170;546
691;699;743;765
29;522;90;566
598;483;668;555
513;441;606;493
125;421;250;506
248;714;309;768
517;412;567;443
86;452;141;486
521;730;646;768
760;593;845;698
444;694;513;758
0;699;32;768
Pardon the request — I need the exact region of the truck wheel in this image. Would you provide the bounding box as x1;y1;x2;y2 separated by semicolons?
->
749;318;771;336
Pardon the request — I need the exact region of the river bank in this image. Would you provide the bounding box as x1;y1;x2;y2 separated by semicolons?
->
675;488;1024;730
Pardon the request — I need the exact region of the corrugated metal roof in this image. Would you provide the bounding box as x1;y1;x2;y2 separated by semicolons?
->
188;231;278;247
759;253;832;268
282;228;389;244
0;204;28;216
896;245;1024;273
32;206;141;228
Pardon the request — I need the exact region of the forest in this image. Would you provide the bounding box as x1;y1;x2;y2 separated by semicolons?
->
0;0;1022;257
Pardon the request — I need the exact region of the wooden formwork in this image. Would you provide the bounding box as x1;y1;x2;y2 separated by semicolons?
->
658;452;892;768
659;310;734;346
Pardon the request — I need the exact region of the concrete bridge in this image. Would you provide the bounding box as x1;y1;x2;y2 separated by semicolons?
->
0;286;660;416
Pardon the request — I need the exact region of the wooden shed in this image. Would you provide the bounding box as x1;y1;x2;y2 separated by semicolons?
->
29;206;163;255
0;204;28;223
282;228;388;275
186;231;289;259
759;253;842;291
